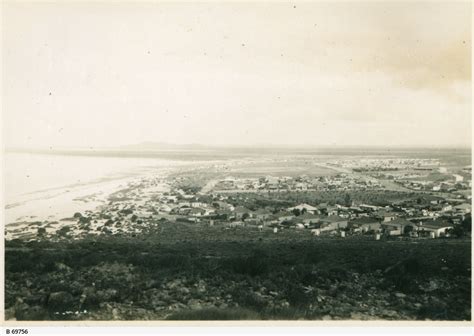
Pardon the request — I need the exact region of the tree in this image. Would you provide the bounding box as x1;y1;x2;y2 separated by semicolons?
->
461;214;471;233
292;208;301;216
344;194;352;207
450;225;464;238
446;214;472;238
37;227;46;236
403;225;414;236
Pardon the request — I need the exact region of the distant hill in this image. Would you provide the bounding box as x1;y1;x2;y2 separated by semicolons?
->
117;142;213;151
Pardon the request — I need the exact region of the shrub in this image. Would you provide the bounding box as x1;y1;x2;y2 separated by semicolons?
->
226;253;269;277
231;287;267;310
285;282;314;308
57;226;71;236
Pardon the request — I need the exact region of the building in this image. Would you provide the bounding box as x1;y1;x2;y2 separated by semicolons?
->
381;218;416;236
418;219;453;238
287;203;319;214
348;217;381;233
253;209;272;221
377;210;399;222
274;211;295;222
214;201;235;211
454;203;471;214
297;213;321;225
319;215;348;232
233;206;252;219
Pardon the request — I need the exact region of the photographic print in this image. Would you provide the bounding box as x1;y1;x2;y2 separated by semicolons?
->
2;1;472;322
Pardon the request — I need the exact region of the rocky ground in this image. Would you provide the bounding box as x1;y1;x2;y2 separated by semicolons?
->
4;222;471;321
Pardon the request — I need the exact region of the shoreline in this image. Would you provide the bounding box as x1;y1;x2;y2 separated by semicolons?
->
4;168;173;233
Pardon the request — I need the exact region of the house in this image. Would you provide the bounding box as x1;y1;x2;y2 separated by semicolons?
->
297;213;320;225
348;217;381;233
441;204;453;212
418;219;453;238
264;215;280;226
214;209;233;219
158;204;172;213
172;206;191;215
317;203;329;213
227;221;245;228
135;210;153;218
287;203;318;214
274;211;294;222
191;201;207;208
327;205;339;216
381;218;417;236
267;181;279;190
319;215;348;232
294;182;308;191
253;209;272;221
377;210;399;222
233;206;252;219
188;208;206;217
214;201;235;211
161;195;178;203
454;203;471;214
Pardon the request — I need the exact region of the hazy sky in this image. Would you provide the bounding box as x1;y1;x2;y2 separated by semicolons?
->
2;1;472;148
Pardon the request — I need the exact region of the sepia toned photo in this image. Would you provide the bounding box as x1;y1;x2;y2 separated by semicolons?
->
1;1;472;323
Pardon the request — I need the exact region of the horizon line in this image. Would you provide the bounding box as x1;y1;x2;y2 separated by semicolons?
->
5;143;473;152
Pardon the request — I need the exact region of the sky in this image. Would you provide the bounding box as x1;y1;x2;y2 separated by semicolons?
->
2;1;472;148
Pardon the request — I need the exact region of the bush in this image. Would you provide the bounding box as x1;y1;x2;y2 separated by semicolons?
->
231;287;267;310
37;227;47;236
78;217;91;224
285;283;314;308
57;226;71;236
226;253;269;276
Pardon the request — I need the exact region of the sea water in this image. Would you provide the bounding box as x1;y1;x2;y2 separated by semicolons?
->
4;152;182;224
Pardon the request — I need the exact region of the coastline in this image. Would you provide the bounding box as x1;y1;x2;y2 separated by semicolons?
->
4;168;172;240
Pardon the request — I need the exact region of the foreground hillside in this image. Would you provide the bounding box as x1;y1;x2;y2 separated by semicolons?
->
5;222;471;321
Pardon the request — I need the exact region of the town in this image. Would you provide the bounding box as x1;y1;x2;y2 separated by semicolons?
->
6;157;471;243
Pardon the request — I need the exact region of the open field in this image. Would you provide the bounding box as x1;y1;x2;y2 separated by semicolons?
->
5;221;471;321
221;161;338;178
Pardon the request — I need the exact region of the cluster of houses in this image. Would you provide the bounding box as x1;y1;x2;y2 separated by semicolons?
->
211;174;382;192
396;177;471;193
119;173;470;239
329;158;472;194
21;167;470;242
207;202;470;239
369;166;471;194
96;173;471;240
329;158;441;172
